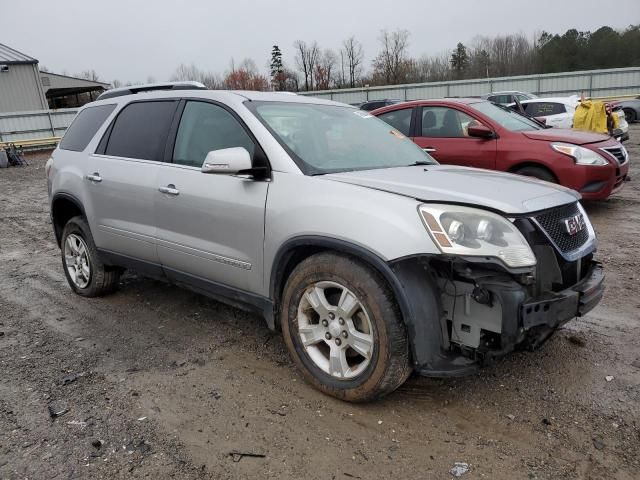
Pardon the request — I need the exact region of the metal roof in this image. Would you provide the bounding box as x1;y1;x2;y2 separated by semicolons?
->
0;43;37;65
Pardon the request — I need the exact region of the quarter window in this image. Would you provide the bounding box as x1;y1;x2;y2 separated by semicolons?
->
60;104;116;152
105;101;177;161
377;108;413;136
420;107;476;138
173;101;255;168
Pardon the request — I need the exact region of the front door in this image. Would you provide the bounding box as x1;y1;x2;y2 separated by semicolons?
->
155;100;268;294
412;106;497;170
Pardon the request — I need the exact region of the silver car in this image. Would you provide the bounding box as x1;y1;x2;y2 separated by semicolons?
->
47;82;604;402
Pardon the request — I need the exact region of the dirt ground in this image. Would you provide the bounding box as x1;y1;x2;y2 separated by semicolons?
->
1;126;639;480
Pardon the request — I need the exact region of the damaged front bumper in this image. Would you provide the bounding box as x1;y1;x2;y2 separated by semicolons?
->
390;256;604;378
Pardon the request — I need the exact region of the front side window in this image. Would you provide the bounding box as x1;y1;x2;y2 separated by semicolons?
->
173;101;255;168
420;107;476;138
248;102;436;175
377;108;413;136
470;101;542;132
60;104;116;152
105;101;177;161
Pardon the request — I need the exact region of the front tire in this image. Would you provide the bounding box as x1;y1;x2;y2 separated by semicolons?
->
280;252;411;402
514;165;557;183
61;216;120;297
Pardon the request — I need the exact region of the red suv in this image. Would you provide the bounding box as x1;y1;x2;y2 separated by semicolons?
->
372;99;629;200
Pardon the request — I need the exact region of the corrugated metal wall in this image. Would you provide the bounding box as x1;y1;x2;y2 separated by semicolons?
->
299;67;640;103
0;64;48;113
0;108;78;142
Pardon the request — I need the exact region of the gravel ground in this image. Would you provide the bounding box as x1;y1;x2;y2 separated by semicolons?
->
0;125;639;480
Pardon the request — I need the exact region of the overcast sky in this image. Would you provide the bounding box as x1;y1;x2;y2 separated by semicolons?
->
2;0;638;83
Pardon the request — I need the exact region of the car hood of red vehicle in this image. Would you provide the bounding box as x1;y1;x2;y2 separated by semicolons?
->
521;128;610;145
322;165;580;215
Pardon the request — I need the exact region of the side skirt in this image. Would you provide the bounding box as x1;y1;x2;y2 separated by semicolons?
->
97;249;275;329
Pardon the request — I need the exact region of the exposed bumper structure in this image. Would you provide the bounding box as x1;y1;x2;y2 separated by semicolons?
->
390;256;604;378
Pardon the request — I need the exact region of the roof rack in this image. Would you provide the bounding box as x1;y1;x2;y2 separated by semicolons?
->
97;81;207;101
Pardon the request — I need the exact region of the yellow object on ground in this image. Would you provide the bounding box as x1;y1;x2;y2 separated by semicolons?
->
573;100;610;134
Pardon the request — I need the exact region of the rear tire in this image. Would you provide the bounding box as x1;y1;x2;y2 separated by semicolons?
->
514;165;557;184
623;108;637;123
61;216;120;297
280;252;411;402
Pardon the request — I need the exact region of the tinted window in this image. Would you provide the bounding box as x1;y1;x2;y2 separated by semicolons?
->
173;101;255;168
60;104;116;152
526;102;566;116
377;108;413;136
420;107;476;138
488;94;512;104
105;101;177;161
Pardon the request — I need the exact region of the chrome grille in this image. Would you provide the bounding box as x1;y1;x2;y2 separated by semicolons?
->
601;146;628;165
533;203;590;253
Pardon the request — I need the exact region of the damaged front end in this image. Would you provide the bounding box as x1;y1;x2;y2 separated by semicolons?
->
390;202;604;377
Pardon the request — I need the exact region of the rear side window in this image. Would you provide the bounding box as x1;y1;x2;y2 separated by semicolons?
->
59;104;116;152
526;102;566;116
105;101;177;161
377;108;413;136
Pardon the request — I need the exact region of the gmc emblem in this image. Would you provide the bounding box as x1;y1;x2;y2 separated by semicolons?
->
563;213;586;236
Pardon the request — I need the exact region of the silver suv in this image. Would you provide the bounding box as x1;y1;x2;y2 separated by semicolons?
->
47;82;604;402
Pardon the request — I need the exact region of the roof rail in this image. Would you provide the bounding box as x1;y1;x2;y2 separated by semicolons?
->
97;81;207;101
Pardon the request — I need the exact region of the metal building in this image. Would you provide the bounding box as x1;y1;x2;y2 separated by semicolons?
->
0;43;48;113
0;42;110;113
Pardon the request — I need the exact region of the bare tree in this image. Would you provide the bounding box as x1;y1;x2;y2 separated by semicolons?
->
342;36;364;87
111;79;123;89
79;69;101;82
294;40;320;90
372;29;411;85
314;49;337;90
170;63;222;89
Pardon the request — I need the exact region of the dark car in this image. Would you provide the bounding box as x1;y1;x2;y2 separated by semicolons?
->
359;99;402;111
372;98;629;200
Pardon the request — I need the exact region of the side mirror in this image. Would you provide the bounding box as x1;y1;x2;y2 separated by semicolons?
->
467;124;494;139
534;116;547;125
201;147;252;174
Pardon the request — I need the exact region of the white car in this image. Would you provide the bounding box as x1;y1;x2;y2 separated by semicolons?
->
510;96;629;141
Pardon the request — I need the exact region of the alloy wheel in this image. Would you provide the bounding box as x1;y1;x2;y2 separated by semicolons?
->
297;281;374;379
64;233;91;289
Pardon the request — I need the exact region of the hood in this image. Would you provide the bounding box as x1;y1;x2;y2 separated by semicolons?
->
521;128;610;145
322;165;579;215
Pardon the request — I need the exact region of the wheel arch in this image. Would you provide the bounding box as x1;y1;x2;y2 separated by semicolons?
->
51;193;86;247
508;161;559;182
270;236;412;331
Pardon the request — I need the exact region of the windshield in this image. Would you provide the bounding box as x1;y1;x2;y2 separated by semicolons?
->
247;101;437;174
471;101;542;132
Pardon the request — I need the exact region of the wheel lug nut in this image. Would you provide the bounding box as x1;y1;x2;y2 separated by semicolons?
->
329;312;335;320
342;331;348;338
335;338;341;346
322;319;328;327
325;332;332;340
339;318;345;325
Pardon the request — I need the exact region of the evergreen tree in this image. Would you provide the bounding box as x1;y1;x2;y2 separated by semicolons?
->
450;42;469;78
270;45;285;90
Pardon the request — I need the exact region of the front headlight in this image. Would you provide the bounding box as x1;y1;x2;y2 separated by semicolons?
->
551;143;608;166
418;204;536;268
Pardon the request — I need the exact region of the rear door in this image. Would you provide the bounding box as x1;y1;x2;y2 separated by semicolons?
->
154;100;269;294
411;105;497;169
86;100;178;264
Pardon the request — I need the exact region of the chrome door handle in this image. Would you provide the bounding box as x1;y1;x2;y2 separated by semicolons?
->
423;147;437;153
85;172;102;183
158;184;180;196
